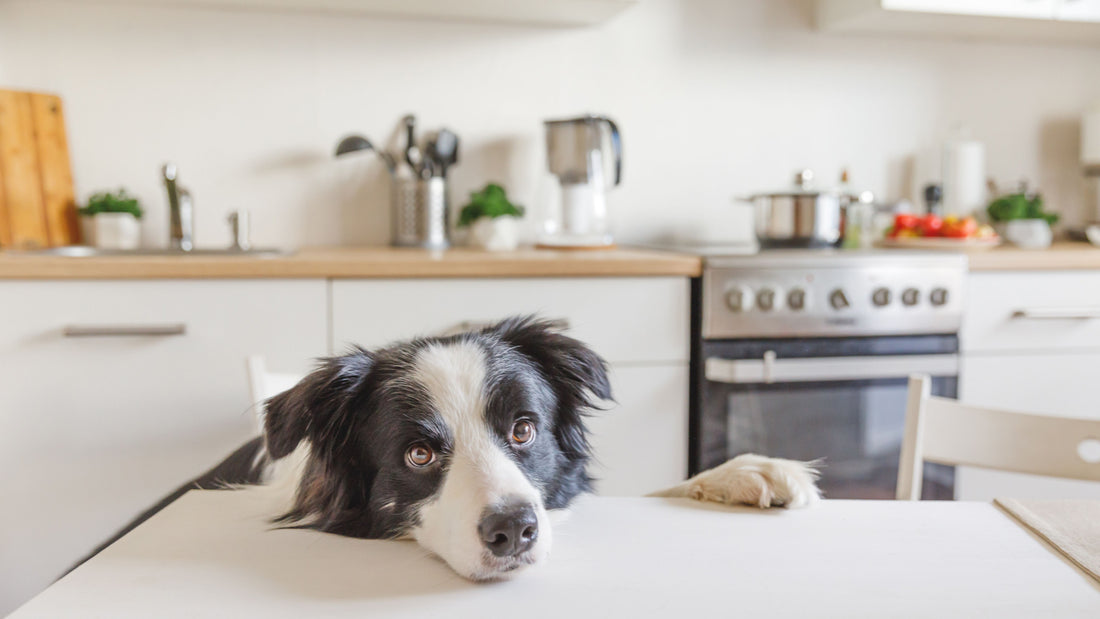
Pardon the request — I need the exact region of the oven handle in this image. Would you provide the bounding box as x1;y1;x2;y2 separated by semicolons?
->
704;353;959;384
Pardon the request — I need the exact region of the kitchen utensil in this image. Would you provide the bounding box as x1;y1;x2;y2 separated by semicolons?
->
335;134;396;173
538;114;622;249
741;169;854;249
0;89;79;249
403;114;421;171
334;115;453;249
427;129;459;178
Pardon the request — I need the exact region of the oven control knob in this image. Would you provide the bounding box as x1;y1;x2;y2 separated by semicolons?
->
829;288;850;310
756;288;777;312
725;286;755;313
930;287;949;307
872;287;891;307
902;288;920;306
787;288;806;311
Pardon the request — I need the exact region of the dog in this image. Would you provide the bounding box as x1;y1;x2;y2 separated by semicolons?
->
81;316;820;581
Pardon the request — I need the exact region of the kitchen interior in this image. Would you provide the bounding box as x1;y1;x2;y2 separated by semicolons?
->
3;0;1100;615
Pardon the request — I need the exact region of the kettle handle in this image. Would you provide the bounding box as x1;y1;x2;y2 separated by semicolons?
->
602;116;622;186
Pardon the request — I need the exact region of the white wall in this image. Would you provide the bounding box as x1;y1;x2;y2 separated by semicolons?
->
2;0;1099;249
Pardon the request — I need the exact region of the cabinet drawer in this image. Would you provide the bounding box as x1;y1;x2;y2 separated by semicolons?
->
962;272;1100;353
331;277;690;364
0;280;327;614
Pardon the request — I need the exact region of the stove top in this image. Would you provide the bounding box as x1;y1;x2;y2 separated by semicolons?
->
678;244;969;339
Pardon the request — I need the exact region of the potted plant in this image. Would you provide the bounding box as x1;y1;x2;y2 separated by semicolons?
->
458;183;524;251
986;189;1058;249
78;189;143;250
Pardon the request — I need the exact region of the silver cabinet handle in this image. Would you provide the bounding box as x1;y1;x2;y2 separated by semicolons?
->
63;324;187;337
705;353;958;384
1011;307;1100;320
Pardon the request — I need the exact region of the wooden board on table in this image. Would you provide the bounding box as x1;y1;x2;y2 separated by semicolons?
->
0;89;79;249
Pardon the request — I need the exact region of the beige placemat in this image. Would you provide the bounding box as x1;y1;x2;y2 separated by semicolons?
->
995;498;1100;584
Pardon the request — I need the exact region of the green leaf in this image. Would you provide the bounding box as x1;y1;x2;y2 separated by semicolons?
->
78;188;144;219
986;191;1056;224
457;182;524;228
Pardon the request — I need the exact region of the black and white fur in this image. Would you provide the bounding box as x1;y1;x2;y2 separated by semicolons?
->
82;316;820;581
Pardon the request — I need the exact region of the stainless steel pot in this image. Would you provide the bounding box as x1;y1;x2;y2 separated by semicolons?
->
742;170;852;249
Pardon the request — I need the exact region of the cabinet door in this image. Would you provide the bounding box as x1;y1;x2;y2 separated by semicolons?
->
958;353;1100;500
0;280;327;615
586;365;689;497
882;0;1058;19
1058;0;1100;21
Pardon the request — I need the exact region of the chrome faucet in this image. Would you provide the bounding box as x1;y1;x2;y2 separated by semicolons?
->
162;163;193;251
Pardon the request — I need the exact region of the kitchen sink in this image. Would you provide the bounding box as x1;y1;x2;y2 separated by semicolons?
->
12;246;290;258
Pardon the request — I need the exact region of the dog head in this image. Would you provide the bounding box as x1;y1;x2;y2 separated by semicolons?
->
262;316;611;580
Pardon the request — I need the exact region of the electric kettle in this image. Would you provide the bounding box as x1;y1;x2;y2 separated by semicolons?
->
538;115;622;248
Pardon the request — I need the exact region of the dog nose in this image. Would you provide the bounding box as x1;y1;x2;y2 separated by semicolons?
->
478;503;538;557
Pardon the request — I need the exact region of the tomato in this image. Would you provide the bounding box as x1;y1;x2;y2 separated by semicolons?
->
894;213;919;230
917;214;943;237
942;216;978;238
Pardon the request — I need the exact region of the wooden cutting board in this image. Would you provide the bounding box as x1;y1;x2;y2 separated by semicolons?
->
0;89;80;249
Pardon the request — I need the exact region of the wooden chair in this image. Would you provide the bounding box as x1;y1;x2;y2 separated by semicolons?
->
897;374;1100;500
244;356;304;428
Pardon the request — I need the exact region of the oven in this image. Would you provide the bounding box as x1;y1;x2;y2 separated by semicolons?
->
693;335;958;499
687;251;968;500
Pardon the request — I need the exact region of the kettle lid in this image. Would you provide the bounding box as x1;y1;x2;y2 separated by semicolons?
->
544;114;609;125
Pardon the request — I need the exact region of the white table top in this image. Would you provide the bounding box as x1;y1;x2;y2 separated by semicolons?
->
12;490;1100;618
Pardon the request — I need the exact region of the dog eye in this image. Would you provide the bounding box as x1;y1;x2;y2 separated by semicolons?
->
511;420;536;445
405;444;436;468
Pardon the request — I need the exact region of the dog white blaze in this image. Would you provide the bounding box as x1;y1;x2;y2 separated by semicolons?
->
408;341;551;580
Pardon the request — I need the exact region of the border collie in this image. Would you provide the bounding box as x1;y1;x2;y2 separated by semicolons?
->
84;316;820;580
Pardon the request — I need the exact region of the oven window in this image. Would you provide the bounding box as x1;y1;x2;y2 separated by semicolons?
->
711;378;955;500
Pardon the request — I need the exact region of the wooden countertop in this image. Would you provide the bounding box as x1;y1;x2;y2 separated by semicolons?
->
966;241;1100;271
0;246;703;279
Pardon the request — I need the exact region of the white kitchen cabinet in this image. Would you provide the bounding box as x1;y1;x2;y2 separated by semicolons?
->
105;0;638;27
0;280;327;617
330;276;691;496
586;365;689;496
330;277;690;364
817;0;1100;43
958;270;1100;501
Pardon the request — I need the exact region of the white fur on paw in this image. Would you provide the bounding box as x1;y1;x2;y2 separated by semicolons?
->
681;454;821;509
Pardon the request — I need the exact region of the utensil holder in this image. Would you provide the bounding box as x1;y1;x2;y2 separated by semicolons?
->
392;176;449;250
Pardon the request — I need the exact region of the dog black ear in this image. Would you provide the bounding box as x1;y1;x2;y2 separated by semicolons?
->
263;348;374;459
492;316;612;459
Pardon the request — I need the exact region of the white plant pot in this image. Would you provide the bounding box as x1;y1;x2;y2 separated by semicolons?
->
91;212;141;250
468;216;520;252
1001;219;1052;249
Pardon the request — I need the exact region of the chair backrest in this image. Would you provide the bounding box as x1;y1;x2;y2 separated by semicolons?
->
897;374;1100;501
245;356;305;428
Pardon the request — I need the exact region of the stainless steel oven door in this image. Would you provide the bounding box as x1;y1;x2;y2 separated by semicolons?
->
694;336;959;500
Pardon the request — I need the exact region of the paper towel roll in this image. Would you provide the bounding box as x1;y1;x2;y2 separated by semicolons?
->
942;140;985;216
1083;107;1100;173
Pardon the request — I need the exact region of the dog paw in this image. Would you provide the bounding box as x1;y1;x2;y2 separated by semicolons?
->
665;454;822;509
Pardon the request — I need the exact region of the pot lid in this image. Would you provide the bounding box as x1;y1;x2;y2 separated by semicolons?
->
743;169;859;201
